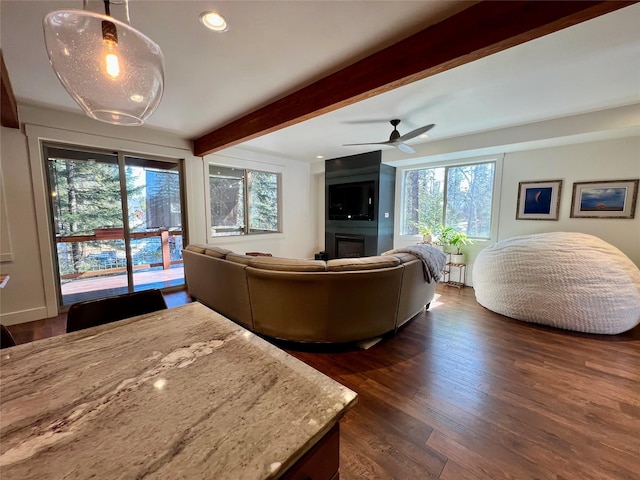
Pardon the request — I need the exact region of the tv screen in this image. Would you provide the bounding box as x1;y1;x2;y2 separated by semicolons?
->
328;181;375;220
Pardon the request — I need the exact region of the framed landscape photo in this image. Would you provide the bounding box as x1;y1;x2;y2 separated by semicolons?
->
570;179;639;219
516;180;562;220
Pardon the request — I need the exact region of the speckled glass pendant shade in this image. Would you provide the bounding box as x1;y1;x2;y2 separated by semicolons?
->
43;8;164;126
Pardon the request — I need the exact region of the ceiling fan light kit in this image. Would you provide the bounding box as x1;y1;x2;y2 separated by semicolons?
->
43;0;165;126
343;119;435;154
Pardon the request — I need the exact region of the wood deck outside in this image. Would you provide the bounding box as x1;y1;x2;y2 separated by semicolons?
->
60;266;184;305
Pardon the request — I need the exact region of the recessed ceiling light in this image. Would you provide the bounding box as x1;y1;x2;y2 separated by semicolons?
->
418;134;429;139
200;11;229;32
316;155;324;159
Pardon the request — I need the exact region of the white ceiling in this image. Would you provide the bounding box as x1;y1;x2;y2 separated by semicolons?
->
2;1;639;163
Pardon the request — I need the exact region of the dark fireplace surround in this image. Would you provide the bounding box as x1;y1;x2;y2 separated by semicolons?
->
325;151;395;259
335;234;365;258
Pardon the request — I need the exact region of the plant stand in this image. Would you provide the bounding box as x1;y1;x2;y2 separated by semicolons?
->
442;253;466;288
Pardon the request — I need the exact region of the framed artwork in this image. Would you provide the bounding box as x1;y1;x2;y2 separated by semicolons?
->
570;179;639;219
516;180;562;220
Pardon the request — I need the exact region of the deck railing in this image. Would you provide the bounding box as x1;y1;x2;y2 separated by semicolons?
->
56;228;183;280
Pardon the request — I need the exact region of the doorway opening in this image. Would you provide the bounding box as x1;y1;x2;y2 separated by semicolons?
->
44;144;186;307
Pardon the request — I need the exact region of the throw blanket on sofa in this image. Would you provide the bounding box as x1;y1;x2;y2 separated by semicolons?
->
383;245;447;282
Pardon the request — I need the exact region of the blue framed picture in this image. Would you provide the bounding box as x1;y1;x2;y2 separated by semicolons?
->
571;179;639;218
516;180;562;220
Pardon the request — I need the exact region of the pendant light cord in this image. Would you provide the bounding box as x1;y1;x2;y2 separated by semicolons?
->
81;0;130;24
124;0;131;24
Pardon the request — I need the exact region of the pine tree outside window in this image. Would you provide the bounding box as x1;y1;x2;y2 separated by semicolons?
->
402;160;496;240
209;165;281;237
44;143;186;307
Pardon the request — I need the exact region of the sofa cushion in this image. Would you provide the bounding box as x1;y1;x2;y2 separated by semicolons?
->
184;244;207;254
327;255;400;271
249;256;327;272
204;246;232;258
226;252;253;265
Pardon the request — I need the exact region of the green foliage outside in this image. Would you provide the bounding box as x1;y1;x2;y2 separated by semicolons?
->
48;157;144;274
404;167;444;237
403;162;495;241
209;166;279;236
445;163;494;238
249;171;279;232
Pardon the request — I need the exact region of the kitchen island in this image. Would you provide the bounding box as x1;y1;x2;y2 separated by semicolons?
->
0;302;357;479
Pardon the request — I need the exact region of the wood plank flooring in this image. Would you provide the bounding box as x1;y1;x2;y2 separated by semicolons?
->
285;287;640;480
4;286;639;479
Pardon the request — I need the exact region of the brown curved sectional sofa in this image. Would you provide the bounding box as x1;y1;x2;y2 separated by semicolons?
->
182;245;437;343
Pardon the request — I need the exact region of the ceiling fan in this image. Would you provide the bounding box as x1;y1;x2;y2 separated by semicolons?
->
343;119;435;154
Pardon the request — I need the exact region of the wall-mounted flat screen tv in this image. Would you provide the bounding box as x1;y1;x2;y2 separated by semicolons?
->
328;180;375;220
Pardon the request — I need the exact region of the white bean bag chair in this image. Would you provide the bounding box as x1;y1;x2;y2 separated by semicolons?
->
473;232;640;334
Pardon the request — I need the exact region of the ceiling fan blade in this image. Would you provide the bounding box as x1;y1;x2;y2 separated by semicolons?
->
341;119;393;125
395;142;416;154
398;123;435;142
342;141;394;147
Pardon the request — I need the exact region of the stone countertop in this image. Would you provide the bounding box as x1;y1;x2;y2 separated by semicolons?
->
0;302;357;479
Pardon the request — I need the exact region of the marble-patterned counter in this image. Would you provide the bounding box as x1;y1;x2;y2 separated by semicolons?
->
0;302;357;479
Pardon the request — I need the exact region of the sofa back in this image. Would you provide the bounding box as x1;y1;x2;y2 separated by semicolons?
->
183;246;435;343
183;246;253;329
246;261;403;342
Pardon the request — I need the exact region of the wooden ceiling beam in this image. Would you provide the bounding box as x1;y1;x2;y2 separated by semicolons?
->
193;1;634;157
1;50;20;129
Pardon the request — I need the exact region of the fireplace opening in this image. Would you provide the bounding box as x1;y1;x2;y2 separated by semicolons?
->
335;234;365;258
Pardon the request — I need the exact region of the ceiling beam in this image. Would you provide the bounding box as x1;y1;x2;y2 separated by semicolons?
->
1;50;19;129
193;1;634;157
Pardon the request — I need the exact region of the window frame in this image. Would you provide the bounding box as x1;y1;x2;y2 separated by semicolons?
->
397;155;503;244
207;164;282;238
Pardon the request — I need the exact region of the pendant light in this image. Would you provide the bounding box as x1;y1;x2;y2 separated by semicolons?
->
43;0;164;126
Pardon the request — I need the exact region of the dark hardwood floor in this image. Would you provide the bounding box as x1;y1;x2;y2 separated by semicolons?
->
286;287;640;480
4;286;639;479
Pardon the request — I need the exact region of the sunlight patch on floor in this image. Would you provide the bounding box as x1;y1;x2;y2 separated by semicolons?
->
429;293;444;309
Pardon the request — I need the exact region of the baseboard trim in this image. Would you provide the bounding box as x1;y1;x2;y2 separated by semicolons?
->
0;307;49;326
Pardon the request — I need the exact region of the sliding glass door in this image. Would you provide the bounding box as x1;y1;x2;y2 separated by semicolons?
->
44;144;185;307
124;156;184;290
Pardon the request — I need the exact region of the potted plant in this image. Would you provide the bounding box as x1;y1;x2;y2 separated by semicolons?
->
410;220;434;243
449;231;472;264
438;226;454;248
417;225;433;243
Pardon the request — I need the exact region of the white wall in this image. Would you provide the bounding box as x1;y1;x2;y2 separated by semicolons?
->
498;137;640;263
0;126;49;323
201;147;316;259
389;135;640;286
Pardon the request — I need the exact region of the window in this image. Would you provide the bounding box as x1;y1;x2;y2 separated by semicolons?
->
402;161;496;239
209;165;281;237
